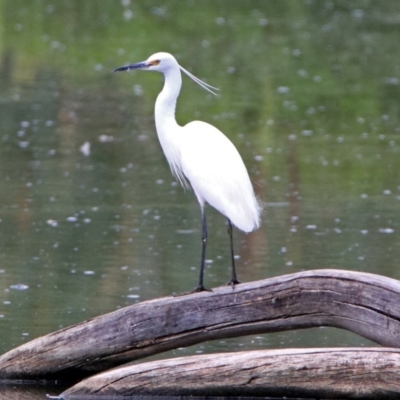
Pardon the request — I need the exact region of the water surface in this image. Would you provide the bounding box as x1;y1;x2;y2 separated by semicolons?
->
1;0;400;397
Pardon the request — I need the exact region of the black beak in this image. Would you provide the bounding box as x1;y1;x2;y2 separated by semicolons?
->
113;61;148;73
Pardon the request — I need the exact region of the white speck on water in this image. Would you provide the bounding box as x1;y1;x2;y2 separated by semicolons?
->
379;228;394;234
123;9;134;20
360;230;368;235
10;283;29;290
127;294;140;299
306;225;317;230
80;141;91;157
133;84;143;96
383;189;392;195
66;216;78;222
177;229;196;234
254;155;264;161
46;219;58;227
258;18;268;26
21;121;30;128
301;130;313;136
297;69;308;77
352;9;364;19
383;77;399;86
277;86;290;94
156;179;164;185
83;270;95;275
360;193;368;199
283;101;297;111
98;134;115;142
45;4;54;13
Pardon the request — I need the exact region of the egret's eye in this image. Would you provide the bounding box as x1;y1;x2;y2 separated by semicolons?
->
150;60;161;66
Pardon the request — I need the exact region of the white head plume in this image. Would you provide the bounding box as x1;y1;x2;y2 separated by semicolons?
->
179;65;219;96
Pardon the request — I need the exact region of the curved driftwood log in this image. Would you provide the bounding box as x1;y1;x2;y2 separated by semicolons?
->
61;348;400;399
1;269;400;382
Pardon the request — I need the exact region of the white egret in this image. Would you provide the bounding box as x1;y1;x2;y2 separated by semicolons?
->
114;52;261;292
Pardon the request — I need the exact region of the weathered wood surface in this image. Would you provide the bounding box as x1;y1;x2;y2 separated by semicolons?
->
0;384;62;400
1;269;400;381
61;348;400;399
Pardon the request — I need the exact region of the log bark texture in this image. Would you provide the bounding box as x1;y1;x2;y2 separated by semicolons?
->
1;269;400;381
61;348;400;399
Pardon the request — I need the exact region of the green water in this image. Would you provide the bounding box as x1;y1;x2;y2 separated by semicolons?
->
1;0;400;397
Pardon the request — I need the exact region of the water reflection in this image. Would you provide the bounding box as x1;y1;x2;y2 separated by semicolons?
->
1;0;400;397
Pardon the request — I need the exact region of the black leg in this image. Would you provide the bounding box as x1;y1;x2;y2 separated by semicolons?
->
227;219;240;287
193;210;210;292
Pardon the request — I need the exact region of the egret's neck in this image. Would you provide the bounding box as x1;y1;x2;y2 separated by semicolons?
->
154;67;185;182
155;68;182;133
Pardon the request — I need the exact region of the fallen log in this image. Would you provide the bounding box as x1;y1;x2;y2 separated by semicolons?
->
1;269;400;382
60;348;400;399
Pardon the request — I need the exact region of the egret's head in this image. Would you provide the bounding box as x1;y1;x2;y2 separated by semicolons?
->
114;52;219;95
114;52;178;73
